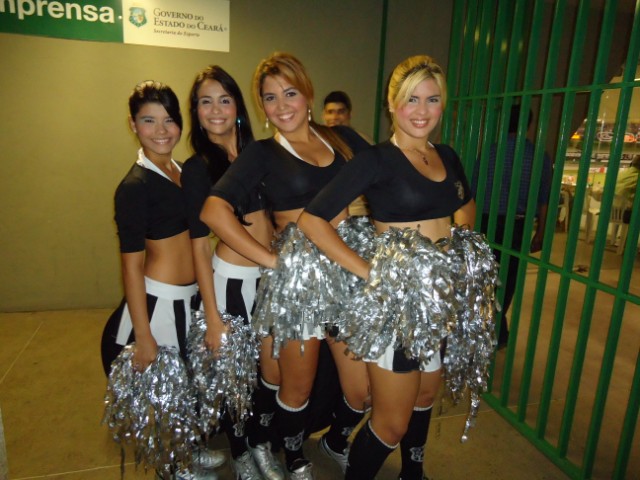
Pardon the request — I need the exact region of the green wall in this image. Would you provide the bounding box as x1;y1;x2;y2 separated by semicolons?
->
0;0;452;311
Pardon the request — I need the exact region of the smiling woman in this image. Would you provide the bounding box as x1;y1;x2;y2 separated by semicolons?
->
200;52;372;479
101;80;192;375
298;55;497;480
99;80;220;479
181;65;282;479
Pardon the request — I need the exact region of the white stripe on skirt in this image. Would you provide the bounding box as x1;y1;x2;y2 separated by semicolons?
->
115;277;197;347
213;254;260;322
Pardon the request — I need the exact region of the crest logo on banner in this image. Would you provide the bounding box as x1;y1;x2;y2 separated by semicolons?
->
129;7;147;27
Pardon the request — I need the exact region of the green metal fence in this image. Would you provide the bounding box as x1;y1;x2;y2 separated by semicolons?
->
444;1;640;478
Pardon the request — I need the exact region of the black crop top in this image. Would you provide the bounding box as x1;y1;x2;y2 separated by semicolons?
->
182;152;265;239
210;126;370;212
305;141;472;222
114;162;188;253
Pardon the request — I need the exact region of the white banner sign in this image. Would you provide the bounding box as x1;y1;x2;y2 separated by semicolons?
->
122;0;229;52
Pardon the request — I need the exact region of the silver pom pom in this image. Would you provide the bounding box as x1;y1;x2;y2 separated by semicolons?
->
444;226;499;440
102;345;199;472
252;219;376;356
337;228;457;365
253;223;348;356
335;216;377;297
186;310;259;432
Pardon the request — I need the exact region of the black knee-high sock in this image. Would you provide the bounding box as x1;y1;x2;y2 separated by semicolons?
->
324;395;365;452
345;420;397;480
248;376;279;447
399;405;432;479
276;394;309;469
220;411;249;459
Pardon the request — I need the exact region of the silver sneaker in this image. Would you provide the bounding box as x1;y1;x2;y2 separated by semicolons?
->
288;459;314;480
156;467;218;480
175;468;219;480
247;441;285;480
232;451;263;480
193;448;226;470
318;435;349;473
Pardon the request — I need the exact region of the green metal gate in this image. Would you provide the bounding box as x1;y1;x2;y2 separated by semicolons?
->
444;1;640;478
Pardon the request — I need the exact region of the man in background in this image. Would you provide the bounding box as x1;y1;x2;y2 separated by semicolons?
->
615;154;640;223
322;91;352;127
473;105;553;349
322;91;372;217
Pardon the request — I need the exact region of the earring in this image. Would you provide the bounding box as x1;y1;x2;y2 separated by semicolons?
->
236;117;241;127
307;107;312;122
265;118;270;129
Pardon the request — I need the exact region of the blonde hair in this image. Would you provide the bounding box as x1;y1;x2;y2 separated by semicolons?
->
387;55;447;112
252;52;353;160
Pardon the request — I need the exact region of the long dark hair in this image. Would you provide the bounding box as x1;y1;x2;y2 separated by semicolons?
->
188;65;254;183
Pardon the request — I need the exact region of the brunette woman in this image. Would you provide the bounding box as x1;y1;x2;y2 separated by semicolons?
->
182;65;283;480
101;80;218;480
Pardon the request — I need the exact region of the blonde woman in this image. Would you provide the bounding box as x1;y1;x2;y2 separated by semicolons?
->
299;55;476;480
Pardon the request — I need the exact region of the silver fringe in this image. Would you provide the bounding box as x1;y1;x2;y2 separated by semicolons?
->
444;226;499;441
335;216;377;296
337;227;456;364
186;310;259;432
102;345;199;472
253;219;374;357
337;226;499;440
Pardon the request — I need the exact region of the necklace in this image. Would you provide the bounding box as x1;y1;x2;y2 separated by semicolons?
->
391;135;429;165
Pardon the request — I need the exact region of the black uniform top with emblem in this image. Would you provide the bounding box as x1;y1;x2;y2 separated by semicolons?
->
210;126;370;213
305;141;472;222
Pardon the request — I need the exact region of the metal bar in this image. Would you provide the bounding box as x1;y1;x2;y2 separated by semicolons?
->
483;0;527;392
612;349;640;479
498;0;546;403
580;3;640;474
473;0;512;230
452;2;481;154
494;246;640;305
516;0;568;424
557;0;619;458
453;78;640;100
455;1;640;477
483;394;582;479
463;0;496;173
536;0;592;440
442;0;466;144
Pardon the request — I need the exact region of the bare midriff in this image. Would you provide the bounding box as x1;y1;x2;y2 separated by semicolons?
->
375;216;452;242
274;207;349;233
144;230;195;284
216;210;274;266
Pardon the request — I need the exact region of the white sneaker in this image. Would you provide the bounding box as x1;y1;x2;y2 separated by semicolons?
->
156;468;218;480
232;451;263;480
247;441;285;480
193;447;226;470
288;459;314;480
318;435;349;473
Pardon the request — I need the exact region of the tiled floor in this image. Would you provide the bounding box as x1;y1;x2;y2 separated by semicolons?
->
0;230;637;480
0;308;566;480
